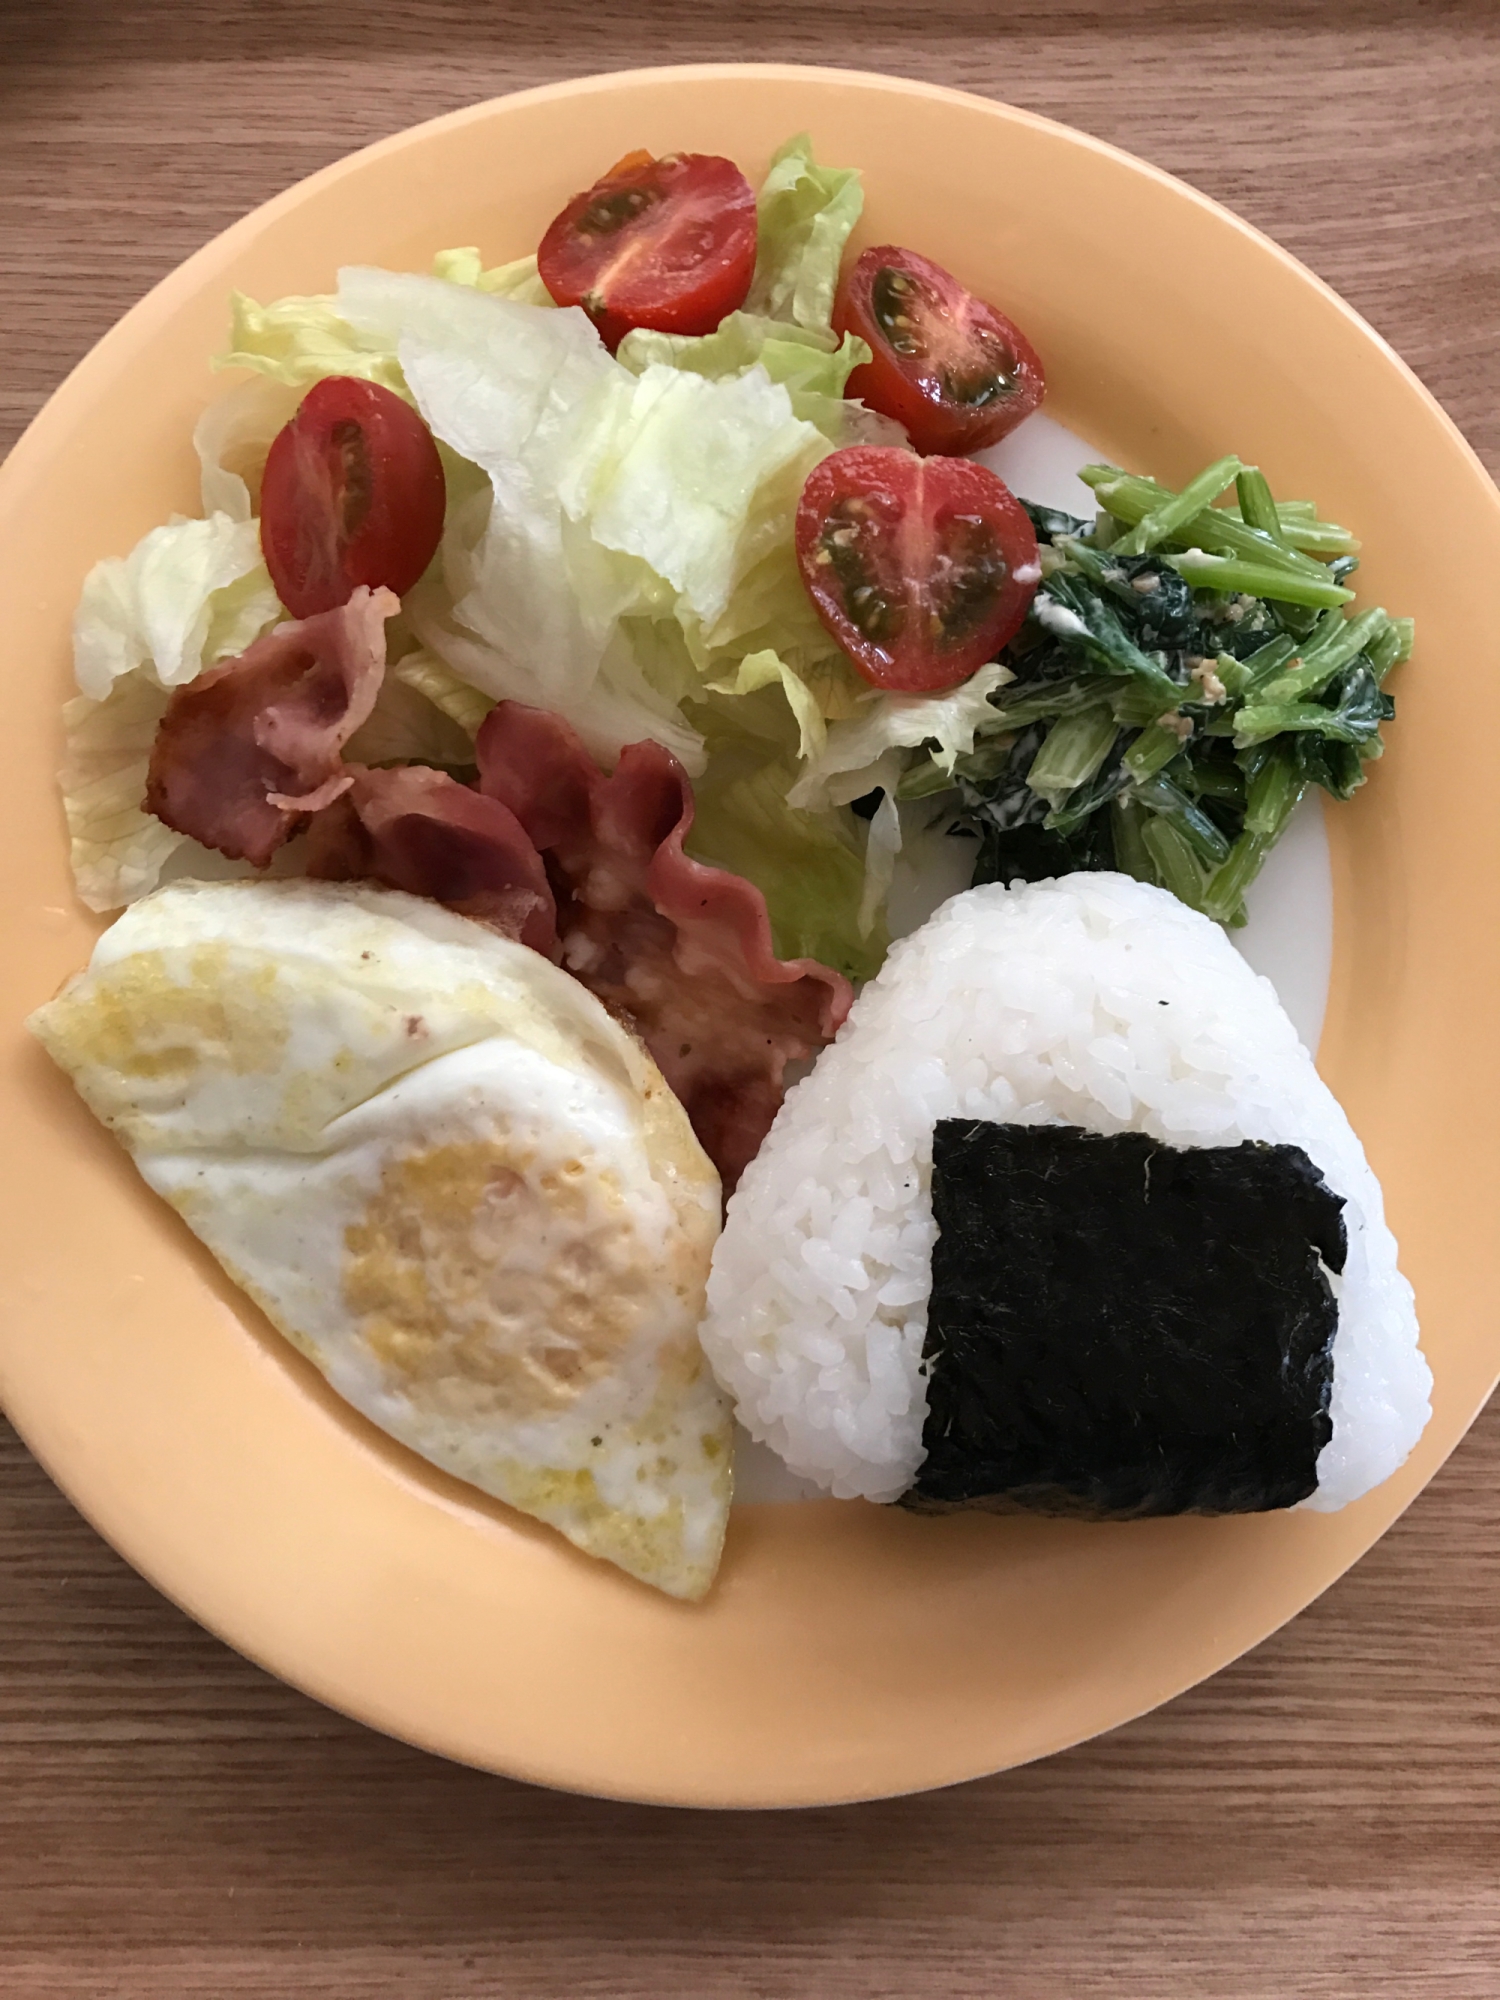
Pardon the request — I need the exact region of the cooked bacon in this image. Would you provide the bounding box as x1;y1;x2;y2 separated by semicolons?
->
477;703;852;1190
305;764;557;953
139;571;848;1182
145;586;396;868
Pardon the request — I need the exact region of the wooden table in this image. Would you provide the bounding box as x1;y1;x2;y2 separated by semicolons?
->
3;4;1498;1993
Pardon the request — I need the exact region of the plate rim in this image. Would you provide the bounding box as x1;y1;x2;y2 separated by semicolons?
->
5;63;1495;516
3;62;1499;1809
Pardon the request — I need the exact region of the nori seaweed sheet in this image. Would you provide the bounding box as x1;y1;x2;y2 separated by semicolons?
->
907;1123;1347;1518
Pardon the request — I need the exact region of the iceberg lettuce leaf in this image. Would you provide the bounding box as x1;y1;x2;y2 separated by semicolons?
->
557;363;829;631
344;659;480;771
616;312;900;446
204;562;284;666
339;269;627;710
686;729;887;981
618;312;854;386
65;514;284;908
73;513;280;700
788;661;1015;810
689;538;847;684
337;270;841;772
193;376;302;521
432;247;555;306
219;290;407;395
705;646;826;762
59;675;183;913
745;133;864;332
857;788;903;941
407;593;708;775
391;648;496;737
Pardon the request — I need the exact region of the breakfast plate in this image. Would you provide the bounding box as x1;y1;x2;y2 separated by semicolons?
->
2;64;1498;1807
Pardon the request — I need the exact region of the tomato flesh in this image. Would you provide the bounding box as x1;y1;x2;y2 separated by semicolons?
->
537;151;757;352
796;447;1039;692
259;377;446;619
836;246;1046;456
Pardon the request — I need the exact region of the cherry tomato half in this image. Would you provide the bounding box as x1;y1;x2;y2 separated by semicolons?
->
537;150;758;353
259;377;446;619
836;246;1046;456
796;447;1039;693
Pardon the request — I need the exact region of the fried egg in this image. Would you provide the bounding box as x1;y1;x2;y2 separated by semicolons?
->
30;877;730;1599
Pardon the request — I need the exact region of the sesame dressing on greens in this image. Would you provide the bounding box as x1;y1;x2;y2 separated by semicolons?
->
898;456;1411;926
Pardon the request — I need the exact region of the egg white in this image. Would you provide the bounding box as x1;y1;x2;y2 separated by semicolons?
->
31;877;730;1599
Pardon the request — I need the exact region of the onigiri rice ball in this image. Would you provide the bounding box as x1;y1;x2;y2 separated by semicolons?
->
700;874;1430;1512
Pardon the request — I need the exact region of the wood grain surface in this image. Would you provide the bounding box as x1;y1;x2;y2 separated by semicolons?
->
3;3;1499;1994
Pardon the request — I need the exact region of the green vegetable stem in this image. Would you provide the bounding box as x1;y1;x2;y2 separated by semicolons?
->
911;460;1411;926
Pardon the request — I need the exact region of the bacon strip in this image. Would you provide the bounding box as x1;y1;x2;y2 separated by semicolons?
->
477;703;852;1190
165;643;853;1184
140;575;849;1181
145;586;396;868
306;764;557;954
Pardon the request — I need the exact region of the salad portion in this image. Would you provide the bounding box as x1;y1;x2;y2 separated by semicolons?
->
61;133;1410;1186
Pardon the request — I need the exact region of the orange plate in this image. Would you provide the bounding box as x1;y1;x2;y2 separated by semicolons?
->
2;66;1498;1809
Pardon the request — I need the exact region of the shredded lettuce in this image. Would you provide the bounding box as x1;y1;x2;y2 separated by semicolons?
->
857;789;903;940
617;312;900;446
60;675;181;913
336;268;844;774
344;662;478;771
704;646;826;761
64;516;283;907
745;133;864;331
556;362;828;631
689;538;857;691
73;514;280;700
686;729;886;981
431;247;555;306
219;291;405;394
407;595;707;775
391;648;495;736
193;376;302;520
788;661;1015;811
